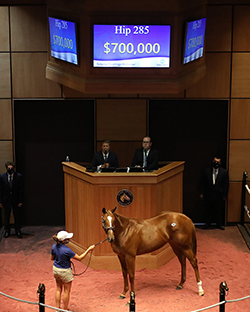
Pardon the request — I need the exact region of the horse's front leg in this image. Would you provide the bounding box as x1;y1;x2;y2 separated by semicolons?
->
117;254;129;299
125;254;136;294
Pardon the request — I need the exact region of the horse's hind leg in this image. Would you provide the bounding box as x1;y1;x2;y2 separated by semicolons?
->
183;249;204;296
170;243;186;290
117;255;129;299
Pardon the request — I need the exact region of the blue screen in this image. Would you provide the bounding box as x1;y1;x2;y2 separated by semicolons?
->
49;17;78;65
93;25;171;68
183;18;206;64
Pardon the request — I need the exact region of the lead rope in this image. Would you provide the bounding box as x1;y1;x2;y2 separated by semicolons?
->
71;238;108;276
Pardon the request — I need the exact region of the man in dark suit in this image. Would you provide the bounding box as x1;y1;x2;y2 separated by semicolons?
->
132;136;159;171
200;156;229;230
0;161;23;238
91;139;119;170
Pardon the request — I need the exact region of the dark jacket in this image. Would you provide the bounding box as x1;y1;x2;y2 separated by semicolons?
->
131;148;159;171
200;167;229;201
0;172;23;206
91;151;119;168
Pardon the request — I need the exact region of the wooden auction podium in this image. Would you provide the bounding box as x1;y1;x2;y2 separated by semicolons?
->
62;161;184;270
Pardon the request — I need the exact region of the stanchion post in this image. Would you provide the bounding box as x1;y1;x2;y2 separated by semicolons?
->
219;281;228;312
37;283;45;312
130;291;136;312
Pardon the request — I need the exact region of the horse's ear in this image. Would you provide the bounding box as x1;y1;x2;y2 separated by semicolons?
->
102;207;107;214
111;207;117;213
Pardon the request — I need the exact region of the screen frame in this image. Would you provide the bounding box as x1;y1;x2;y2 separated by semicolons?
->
182;17;206;65
92;24;171;69
48;16;79;66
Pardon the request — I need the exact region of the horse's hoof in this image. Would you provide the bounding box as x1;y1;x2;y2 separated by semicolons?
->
126;300;130;306
118;294;126;299
176;285;183;290
199;290;205;296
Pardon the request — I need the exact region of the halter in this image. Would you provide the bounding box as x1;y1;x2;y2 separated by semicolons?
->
102;215;115;234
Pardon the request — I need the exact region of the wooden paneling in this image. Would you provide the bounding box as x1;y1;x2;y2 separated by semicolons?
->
228;182;240;223
230;99;250;139
228;182;250;223
0;141;13;172
229;140;250;181
186;53;231;98
156;173;183;214
231;53;250;98
10;5;47;52
62;86;108;99
206;5;232;52
96;99;147;141
0;7;9;52
140;91;185;98
0;54;11;98
233;6;250;52
0;100;12;140
12;53;61;98
110;94;139;98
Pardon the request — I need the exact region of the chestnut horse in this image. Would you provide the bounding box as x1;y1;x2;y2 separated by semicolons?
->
101;207;204;298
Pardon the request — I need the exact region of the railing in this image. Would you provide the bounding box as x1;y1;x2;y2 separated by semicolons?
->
0;281;250;312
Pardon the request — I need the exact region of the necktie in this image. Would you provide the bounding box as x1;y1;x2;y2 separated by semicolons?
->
143;150;147;168
9;175;13;189
104;154;108;163
213;170;218;185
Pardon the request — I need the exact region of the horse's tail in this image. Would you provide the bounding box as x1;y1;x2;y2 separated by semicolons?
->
191;226;197;256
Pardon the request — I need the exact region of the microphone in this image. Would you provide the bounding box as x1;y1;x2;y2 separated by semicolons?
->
104;148;108;154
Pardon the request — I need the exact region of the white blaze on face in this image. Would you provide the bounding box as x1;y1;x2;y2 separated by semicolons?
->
107;216;113;228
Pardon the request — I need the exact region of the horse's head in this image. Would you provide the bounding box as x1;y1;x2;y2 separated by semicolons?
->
102;207;116;243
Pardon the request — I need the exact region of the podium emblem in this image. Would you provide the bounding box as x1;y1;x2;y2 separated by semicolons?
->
117;189;133;207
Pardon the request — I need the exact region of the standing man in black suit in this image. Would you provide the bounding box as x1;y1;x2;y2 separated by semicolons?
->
132;136;159;171
0;161;24;238
200;156;229;230
91;139;119;170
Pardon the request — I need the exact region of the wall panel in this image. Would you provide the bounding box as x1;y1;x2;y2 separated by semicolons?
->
12;53;61;98
228;182;241;223
0;141;13;172
231;53;250;98
233;5;250;52
206;5;232;52
0;100;12;140
229;140;250;181
0;54;11;98
62;86;108;99
186;53;231;98
230;99;250;139
96;99;147;141
0;7;9;52
10;5;47;51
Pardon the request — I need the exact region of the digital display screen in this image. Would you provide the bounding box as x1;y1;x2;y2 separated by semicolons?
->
93;25;171;68
49;17;78;65
183;18;206;64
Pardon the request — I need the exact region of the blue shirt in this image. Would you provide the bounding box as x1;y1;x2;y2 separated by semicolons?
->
51;243;76;269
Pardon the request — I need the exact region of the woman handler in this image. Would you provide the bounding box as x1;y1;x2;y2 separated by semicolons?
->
51;230;95;311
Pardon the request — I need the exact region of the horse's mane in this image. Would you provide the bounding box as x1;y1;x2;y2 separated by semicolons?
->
114;212;145;227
